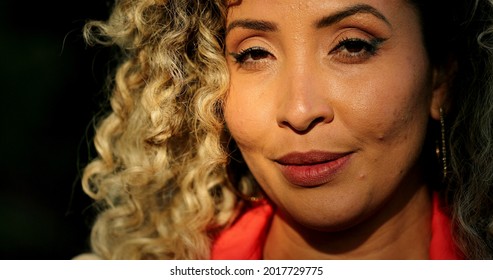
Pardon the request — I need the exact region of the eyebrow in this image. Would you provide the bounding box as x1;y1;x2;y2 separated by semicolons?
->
315;4;391;29
226;4;391;35
226;19;278;35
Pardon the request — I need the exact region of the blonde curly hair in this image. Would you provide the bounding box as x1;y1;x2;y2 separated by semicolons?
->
81;0;248;259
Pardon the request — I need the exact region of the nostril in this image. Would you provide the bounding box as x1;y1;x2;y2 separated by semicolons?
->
306;116;327;131
281;116;328;134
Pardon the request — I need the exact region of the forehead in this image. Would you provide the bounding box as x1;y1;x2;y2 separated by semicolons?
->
226;0;413;22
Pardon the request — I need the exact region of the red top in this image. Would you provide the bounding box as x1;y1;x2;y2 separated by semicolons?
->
211;194;462;259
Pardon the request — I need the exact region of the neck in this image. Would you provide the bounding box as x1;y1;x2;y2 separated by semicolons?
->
263;184;432;259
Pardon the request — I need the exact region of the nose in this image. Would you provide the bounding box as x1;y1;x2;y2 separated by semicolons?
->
276;65;334;133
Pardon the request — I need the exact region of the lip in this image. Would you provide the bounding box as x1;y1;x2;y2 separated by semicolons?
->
275;151;352;187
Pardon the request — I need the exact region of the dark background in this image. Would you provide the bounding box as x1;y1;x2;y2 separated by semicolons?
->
1;1;116;259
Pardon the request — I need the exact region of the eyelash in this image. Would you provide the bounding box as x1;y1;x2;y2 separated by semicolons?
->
229;37;386;67
330;37;385;62
230;47;271;65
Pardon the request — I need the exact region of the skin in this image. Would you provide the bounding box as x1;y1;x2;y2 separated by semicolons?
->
224;0;447;259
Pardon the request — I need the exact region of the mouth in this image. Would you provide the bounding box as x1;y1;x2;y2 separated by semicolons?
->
275;151;352;187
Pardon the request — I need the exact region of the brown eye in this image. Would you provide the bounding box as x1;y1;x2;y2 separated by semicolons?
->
330;37;385;64
343;40;371;53
333;38;377;55
230;47;272;64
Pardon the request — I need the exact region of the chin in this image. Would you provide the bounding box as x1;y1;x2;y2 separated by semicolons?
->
277;192;376;233
294;211;369;233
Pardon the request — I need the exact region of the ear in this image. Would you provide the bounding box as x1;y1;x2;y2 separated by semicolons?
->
429;61;456;120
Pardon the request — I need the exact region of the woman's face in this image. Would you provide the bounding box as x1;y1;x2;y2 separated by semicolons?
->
224;0;443;231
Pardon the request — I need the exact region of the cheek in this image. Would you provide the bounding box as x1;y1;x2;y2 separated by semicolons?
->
341;57;433;144
224;91;274;191
224;85;269;151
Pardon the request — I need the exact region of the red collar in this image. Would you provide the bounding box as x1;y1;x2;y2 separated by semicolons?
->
211;194;462;259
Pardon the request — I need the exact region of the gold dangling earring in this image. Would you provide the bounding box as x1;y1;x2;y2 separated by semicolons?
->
436;107;447;180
